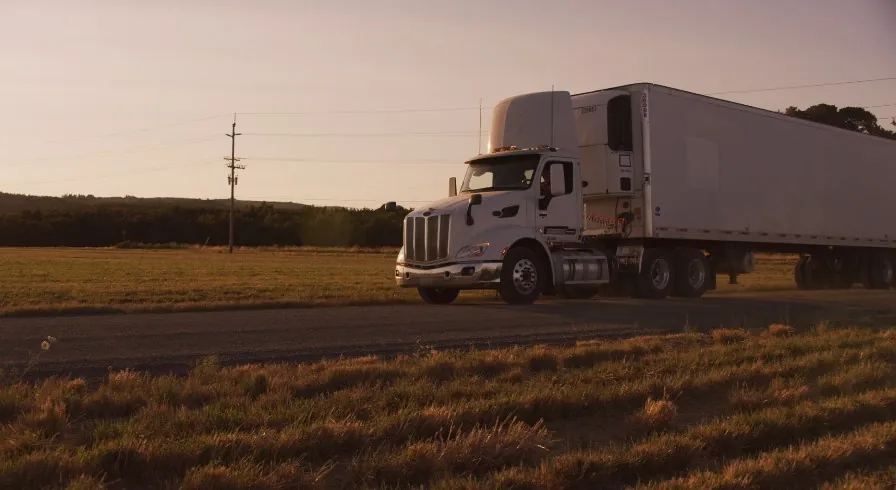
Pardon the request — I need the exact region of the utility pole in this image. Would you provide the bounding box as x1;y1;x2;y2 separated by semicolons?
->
225;114;244;254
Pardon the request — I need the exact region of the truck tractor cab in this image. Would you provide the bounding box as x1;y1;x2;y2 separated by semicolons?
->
395;91;611;305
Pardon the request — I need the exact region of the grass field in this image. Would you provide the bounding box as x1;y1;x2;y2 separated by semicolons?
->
0;247;800;316
2;323;896;488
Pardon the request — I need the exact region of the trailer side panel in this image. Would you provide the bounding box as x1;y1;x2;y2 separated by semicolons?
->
645;85;896;248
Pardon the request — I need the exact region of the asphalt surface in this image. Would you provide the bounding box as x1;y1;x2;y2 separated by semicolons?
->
2;289;894;382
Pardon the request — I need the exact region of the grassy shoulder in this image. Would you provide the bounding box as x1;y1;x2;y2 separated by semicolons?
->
0;247;800;317
2;323;896;489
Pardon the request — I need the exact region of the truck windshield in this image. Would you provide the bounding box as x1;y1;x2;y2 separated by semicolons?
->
460;154;540;193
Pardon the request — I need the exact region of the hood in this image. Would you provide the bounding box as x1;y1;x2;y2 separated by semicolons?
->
408;190;523;217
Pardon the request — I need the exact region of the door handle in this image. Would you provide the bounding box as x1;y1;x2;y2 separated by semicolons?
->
538;212;548;218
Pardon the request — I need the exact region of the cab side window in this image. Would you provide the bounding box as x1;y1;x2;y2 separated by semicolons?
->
539;161;574;210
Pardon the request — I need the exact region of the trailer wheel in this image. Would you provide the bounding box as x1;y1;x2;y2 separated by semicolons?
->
671;248;709;297
864;252;894;290
794;255;809;290
634;248;674;299
795;255;828;290
830;256;856;289
498;246;545;305
417;287;460;304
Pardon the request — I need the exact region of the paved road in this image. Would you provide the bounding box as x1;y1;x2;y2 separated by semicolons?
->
2;289;893;381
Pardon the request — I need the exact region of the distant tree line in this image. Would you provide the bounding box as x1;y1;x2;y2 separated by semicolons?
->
0;203;408;248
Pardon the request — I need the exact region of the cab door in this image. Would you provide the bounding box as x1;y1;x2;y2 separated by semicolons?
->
535;159;581;242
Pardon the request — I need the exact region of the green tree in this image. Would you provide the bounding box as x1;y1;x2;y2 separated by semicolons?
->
0;202;410;248
783;104;896;140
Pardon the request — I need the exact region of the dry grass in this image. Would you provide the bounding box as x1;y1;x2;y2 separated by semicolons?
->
2;323;896;489
0;246;491;316
0;247;800;316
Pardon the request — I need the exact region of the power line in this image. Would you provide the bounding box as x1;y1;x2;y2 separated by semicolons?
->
706;76;896;96
6;75;890;156
242;131;487;138
9;158;221;186
30;114;233;147
239;157;460;164
236;107;486;115
11;135;220;167
231;76;896;119
240;195;434;204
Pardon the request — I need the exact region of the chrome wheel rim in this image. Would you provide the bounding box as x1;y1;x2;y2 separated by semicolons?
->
650;259;671;290
512;258;537;295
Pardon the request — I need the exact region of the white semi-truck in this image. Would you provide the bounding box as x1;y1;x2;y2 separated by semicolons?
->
395;82;896;305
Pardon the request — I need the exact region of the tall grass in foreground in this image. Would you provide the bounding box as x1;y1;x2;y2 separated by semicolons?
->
2;324;896;489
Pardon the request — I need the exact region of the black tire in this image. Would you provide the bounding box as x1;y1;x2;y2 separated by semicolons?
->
634;248;674;299
794;255;809;290
498;246;545;305
671;248;710;298
417;287;460;304
864;251;894;290
830;256;856;289
557;285;600;299
796;255;830;290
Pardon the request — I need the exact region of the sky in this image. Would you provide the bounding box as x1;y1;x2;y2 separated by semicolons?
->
1;0;894;209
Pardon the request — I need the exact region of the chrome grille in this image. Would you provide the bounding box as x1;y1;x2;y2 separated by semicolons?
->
404;214;450;263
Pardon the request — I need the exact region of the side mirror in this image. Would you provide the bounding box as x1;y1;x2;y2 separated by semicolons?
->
550;164;565;196
449;177;457;197
466;193;482;225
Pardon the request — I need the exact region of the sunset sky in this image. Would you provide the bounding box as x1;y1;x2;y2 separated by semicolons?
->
2;0;894;208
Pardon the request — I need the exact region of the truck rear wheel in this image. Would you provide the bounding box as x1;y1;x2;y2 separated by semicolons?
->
498;246;545;305
671;248;710;298
417;287;460;304
634;248;674;299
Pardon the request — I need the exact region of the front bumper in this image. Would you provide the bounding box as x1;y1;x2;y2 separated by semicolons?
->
395;261;503;289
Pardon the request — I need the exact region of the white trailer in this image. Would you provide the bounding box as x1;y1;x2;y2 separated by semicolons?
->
395;83;896;304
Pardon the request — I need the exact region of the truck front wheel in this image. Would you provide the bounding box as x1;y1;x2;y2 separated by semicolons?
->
417;287;460;304
498;246;545;305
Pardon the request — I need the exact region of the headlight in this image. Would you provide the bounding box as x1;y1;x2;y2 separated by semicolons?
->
455;242;489;259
